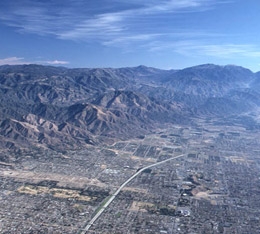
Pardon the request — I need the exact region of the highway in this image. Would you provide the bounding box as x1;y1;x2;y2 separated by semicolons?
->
79;153;186;234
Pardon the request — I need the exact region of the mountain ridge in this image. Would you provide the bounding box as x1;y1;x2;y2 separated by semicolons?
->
0;63;260;151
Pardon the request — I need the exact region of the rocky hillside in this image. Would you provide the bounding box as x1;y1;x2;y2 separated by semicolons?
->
0;64;259;151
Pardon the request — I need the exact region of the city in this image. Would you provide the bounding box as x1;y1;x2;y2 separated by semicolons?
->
1;116;260;233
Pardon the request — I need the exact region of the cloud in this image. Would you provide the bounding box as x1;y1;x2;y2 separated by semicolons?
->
45;60;70;65
1;0;244;60
141;0;209;13
0;57;69;66
58;0;223;41
59;12;124;40
176;43;260;58
0;0;227;41
148;39;260;58
102;33;162;46
0;57;30;65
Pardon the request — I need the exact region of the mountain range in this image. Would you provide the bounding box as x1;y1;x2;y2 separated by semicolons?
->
0;63;260;152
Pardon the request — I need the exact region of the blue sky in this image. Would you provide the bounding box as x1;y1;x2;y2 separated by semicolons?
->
0;0;260;71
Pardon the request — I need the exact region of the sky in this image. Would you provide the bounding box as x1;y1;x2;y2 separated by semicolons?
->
0;0;260;71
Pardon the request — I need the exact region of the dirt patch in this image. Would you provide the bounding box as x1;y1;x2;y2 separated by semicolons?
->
122;187;148;194
130;156;156;162
100;164;107;169
17;185;95;202
192;186;208;196
129;201;154;212
195;191;209;198
1;169;106;188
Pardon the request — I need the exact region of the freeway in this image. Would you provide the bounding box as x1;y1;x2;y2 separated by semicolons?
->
79;153;186;233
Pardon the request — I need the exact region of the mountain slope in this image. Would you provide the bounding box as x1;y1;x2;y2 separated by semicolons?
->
0;64;260;151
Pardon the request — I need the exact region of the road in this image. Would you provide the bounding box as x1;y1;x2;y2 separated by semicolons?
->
79;153;186;234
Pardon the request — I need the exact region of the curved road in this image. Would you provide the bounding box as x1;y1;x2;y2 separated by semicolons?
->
79;153;186;233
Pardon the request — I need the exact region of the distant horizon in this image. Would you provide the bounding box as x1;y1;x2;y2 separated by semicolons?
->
1;62;259;73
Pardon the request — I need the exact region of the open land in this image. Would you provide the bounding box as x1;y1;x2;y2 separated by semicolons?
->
1;117;260;233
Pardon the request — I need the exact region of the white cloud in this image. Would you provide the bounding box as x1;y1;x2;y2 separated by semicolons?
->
176;43;260;58
1;0;245;60
102;33;162;46
59;13;124;40
0;0;227;41
0;57;69;66
0;57;30;65
45;60;70;65
142;0;206;13
148;40;260;59
59;0;221;41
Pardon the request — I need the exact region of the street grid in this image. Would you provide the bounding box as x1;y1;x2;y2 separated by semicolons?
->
1;117;260;233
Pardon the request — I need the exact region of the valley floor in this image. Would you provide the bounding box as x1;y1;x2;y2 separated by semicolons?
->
1;117;260;233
